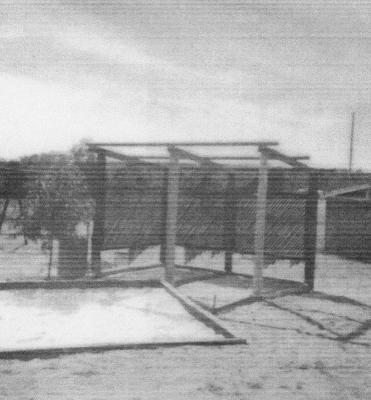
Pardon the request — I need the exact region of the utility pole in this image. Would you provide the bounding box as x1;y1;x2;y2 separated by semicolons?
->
349;112;355;172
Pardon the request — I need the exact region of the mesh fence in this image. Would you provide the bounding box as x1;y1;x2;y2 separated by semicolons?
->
325;197;371;262
102;163;311;262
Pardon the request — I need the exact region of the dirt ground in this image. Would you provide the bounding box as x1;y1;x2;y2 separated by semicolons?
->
0;238;370;399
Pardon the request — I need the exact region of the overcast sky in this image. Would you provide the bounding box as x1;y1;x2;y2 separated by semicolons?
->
1;0;371;169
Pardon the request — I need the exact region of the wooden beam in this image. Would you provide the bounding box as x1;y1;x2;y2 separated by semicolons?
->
162;281;244;340
104;155;310;161
199;155;309;161
88;141;279;147
98;148;141;163
164;152;180;284
88;146;164;169
137;155;263;161
88;143;308;167
91;150;106;278
304;171;319;290
168;146;223;169
253;150;269;296
324;183;371;198
260;146;309;169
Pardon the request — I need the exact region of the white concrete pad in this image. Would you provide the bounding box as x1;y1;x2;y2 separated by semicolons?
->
0;287;224;352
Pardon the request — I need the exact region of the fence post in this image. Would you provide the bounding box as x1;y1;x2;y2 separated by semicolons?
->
304;170;319;290
316;191;326;253
91;150;106;277
160;170;169;265
224;173;237;273
253;149;269;296
165;152;180;283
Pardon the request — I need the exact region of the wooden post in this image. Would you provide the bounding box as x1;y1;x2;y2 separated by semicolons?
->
160;170;169;265
224;173;237;273
316;191;326;253
253;149;269;296
304;171;319;290
164;152;180;283
91;150;106;278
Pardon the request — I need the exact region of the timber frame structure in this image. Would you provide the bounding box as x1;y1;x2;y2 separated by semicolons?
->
87;141;318;295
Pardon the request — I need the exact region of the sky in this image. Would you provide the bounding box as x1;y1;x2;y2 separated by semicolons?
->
1;0;371;169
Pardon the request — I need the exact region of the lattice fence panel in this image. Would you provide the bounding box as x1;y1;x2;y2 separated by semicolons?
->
235;195;306;260
103;163;166;250
102;164;308;261
325;197;371;262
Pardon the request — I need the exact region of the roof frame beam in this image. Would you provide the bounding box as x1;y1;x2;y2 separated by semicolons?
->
88;146;165;169
88;141;279;147
137;155;310;161
167;145;224;170
324;183;371;198
88;143;311;169
259;146;309;169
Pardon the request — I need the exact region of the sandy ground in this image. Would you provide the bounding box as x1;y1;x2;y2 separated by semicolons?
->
0;237;51;281
0;237;371;399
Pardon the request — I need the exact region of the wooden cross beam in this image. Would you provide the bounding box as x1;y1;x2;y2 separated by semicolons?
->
88;141;279;147
94;147;142;163
259;146;309;169
139;155;310;161
167;146;224;169
88;145;165;169
324;183;371;199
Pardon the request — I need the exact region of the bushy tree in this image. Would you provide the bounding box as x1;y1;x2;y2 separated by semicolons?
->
18;144;95;278
20;145;94;242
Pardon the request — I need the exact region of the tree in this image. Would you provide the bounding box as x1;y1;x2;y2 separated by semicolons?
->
0;161;27;234
19;148;94;278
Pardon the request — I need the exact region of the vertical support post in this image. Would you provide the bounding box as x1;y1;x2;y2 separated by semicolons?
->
253;149;269;296
304;170;319;290
165;152;180;283
224;173;236;273
159;170;169;265
91;150;106;278
316;191;326;253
